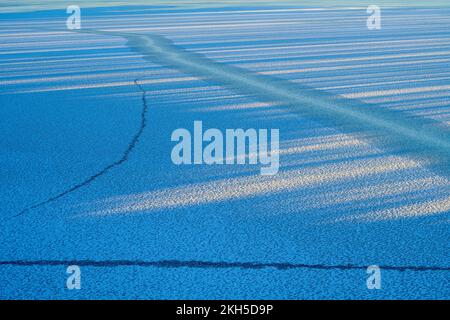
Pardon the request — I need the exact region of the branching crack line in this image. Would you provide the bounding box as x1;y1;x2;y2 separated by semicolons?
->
14;79;149;218
0;259;448;272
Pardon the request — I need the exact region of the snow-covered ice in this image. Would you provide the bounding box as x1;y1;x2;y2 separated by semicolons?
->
0;1;449;299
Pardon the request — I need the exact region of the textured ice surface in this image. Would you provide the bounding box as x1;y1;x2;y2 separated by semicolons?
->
0;3;449;299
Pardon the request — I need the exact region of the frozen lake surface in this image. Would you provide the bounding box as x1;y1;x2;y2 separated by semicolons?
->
0;2;449;299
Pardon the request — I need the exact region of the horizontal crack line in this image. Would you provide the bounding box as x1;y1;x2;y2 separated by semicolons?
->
0;260;448;272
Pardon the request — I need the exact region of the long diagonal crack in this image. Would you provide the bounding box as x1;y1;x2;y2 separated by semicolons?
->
14;79;149;218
